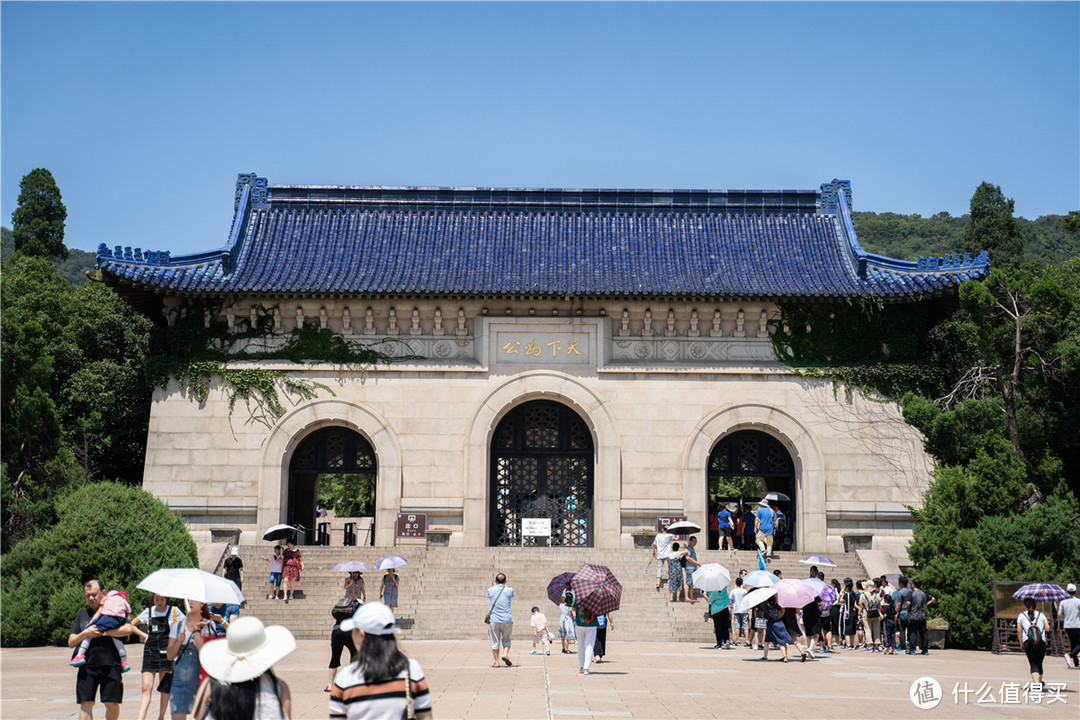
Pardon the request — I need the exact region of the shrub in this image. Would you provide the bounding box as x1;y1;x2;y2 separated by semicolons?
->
1;481;197;646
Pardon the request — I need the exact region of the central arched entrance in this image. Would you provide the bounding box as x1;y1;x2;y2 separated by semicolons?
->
489;400;594;547
707;430;796;551
289;426;377;544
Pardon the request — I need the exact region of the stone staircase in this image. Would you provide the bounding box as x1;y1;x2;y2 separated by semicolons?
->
221;545;868;643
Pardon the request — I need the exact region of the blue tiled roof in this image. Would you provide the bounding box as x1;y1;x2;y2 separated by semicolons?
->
96;175;989;300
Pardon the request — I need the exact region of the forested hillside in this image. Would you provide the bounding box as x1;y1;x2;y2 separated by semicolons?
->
1;227;96;286
851;211;1077;265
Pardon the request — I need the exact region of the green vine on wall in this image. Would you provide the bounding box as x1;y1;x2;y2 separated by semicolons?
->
145;300;415;431
771;297;947;399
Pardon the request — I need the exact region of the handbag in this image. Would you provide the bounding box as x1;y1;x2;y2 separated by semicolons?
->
485;585;506;624
332;596;360;622
157;672;173;693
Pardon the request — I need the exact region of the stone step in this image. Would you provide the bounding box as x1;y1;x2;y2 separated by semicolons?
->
216;545;868;641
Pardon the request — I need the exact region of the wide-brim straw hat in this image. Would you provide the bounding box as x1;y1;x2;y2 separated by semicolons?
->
199;616;296;683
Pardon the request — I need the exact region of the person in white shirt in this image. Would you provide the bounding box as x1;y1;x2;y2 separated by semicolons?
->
729;577;750;646
1017;598;1051;691
651;526;674;591
1057;582;1080;669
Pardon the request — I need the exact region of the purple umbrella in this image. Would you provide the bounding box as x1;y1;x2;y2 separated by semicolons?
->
802;578;837;606
799;555;837;567
1012;583;1070;602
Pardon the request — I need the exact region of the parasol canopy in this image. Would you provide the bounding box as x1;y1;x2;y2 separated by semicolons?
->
570;563;622;617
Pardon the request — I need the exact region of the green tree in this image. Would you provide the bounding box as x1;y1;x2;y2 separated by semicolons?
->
1;255;153;550
1064;211;1080;233
963;182;1024;267
10;168;68;260
1;482;197;646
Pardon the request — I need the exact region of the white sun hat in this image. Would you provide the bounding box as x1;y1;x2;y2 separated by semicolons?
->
199;616;296;683
341;601;401;635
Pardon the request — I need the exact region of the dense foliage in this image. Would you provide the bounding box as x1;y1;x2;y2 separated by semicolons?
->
10;168;68;260
0;481;198;647
851;211;1078;266
1;254;154;550
1;227;96;285
780;181;1079;648
318;472;376;517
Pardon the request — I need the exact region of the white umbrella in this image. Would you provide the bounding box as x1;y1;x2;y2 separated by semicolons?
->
737;586;777;614
334;561;373;572
665;520;702;534
137;568;245;605
691;563;731;592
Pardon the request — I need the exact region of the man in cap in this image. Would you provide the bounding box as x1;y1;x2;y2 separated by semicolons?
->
1058;582;1080;669
754;499;775;561
222;546;244;593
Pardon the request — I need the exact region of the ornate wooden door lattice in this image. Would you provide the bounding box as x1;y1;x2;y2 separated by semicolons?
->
490;401;594;547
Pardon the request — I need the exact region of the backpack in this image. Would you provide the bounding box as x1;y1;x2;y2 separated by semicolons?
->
1027;614;1045;645
866;592;880;619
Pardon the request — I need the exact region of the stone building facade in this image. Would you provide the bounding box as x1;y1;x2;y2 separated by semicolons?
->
97;175;989;561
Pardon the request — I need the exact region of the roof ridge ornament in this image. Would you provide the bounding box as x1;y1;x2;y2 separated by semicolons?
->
236;173;269;211
818;179;852;215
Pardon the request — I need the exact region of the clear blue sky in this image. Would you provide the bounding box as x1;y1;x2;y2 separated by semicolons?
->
2;1;1077;257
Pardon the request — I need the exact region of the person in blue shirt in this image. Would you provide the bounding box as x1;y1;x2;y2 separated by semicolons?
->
717;505;734;550
754;499;775;560
486;573;515;667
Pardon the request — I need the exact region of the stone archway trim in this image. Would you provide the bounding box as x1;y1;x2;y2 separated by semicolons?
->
258;398;403;545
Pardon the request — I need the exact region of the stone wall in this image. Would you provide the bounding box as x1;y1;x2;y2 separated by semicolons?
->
144;298;931;561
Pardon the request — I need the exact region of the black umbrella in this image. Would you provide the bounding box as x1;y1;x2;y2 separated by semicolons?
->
262;524;299;542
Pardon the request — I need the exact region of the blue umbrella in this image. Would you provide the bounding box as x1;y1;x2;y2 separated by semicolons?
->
743;570;779;588
374;555;408;570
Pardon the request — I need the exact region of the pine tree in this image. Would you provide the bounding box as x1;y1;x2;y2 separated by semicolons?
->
11;168;68;260
963;182;1023;268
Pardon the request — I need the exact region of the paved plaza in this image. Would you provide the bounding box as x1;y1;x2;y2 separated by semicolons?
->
2;637;1077;719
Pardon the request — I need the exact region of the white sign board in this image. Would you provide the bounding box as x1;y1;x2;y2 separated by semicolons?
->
522;518;552;544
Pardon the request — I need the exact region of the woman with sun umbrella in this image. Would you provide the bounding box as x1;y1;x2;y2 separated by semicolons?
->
759;594;794;662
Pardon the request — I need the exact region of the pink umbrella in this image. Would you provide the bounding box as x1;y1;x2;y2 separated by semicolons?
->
771;579;817;608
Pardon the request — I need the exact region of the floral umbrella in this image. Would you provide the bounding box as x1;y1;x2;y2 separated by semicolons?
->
801;578;837;606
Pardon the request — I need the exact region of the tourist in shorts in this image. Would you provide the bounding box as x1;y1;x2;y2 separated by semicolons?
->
730;577;749;646
263;545;284;600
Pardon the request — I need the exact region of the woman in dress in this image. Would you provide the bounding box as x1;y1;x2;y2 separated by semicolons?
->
281;539;302;604
380;569;399;611
166;600;211;719
344;572;366;604
329;603;433;719
759;595;793;662
558;592;575;653
667;542;686;602
193;616;295;720
132;593;182;720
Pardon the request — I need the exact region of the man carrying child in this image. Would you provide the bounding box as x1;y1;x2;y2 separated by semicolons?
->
67;579;133;720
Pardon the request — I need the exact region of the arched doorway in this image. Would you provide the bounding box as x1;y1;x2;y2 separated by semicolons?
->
707;430;796;551
289;426;377;544
489;400;594;547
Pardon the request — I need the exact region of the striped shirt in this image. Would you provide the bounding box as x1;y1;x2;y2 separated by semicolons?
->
329;658;431;719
